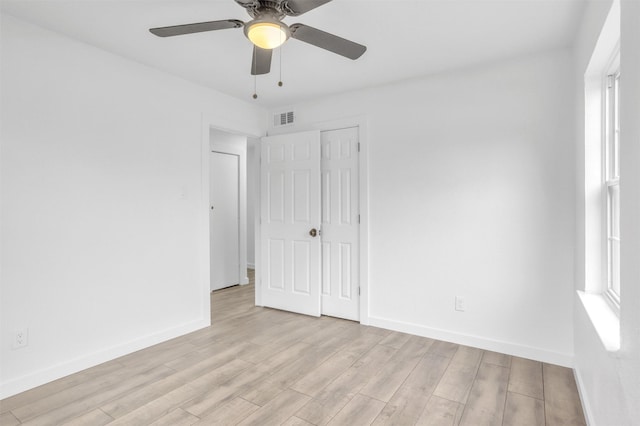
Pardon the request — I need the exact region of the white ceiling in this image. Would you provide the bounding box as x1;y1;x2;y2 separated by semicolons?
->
1;0;585;108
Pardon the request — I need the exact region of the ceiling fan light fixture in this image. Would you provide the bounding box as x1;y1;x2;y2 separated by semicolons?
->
245;20;290;49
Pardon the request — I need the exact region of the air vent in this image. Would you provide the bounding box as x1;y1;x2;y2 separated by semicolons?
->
273;110;294;127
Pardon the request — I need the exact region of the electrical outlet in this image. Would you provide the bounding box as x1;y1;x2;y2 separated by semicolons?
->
455;296;466;312
13;328;29;349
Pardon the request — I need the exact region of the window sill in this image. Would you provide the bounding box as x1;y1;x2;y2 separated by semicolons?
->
577;291;620;352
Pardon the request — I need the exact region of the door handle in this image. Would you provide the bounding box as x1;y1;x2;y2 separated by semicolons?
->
309;228;318;238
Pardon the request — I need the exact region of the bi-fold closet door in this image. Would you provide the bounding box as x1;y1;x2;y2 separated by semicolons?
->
260;127;360;321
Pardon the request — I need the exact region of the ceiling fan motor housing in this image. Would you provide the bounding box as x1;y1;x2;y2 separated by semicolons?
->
240;0;286;19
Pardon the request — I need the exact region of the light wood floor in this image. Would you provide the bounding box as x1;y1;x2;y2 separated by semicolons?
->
1;270;586;425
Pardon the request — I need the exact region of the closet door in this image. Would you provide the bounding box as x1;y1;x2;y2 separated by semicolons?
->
260;131;322;316
320;127;360;321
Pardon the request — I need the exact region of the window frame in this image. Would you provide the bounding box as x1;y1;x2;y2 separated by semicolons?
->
602;47;620;313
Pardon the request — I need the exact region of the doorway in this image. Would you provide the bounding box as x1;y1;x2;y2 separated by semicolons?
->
208;128;249;294
258;127;361;321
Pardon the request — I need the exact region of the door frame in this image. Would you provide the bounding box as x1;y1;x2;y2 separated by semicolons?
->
200;114;263;326
255;115;371;325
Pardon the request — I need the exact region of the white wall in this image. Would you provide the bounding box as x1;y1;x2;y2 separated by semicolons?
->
0;14;266;398
268;49;576;365
573;1;640;424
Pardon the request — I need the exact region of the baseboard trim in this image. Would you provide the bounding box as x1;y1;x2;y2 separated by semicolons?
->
247;263;255;269
0;318;210;399
573;365;595;426
368;315;574;367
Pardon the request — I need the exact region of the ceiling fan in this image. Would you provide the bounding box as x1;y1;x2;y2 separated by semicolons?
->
149;0;367;76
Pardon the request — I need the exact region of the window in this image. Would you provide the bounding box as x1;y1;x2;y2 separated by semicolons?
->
579;0;620;350
604;51;620;310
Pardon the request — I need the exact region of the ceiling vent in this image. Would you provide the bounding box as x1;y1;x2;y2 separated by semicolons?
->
273;110;294;127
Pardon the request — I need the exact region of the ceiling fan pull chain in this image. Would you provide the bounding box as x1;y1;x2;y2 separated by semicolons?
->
253;74;258;99
278;31;284;87
252;47;258;99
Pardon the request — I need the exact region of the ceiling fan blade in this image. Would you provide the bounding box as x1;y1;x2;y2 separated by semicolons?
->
290;24;366;60
149;19;243;37
282;0;333;16
251;46;272;75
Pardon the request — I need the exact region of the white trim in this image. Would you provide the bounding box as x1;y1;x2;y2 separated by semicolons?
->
253;137;263;307
0;318;208;399
602;53;621;311
577;291;620;352
574;364;597;426
368;315;574;368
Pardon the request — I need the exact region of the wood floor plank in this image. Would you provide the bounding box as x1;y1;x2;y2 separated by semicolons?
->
481;350;512;368
163;339;257;372
11;362;166;422
106;384;201;425
64;408;113;426
295;344;397;425
313;329;365;355
0;411;21;426
194;397;260;425
237;389;311;426
17;365;176;425
182;365;272;418
360;336;431;402
433;345;483;404
239;378;287;407
101;375;186;418
301;318;351;346
248;316;318;347
203;317;280;348
117;340;200;369
327;394;386;426
372;353;451;425
543;363;586;426
378;331;412;349
427;340;459;359
503;391;545;426
339;327;391;357
290;350;360;397
458;362;510;426
282;416;315;426
416;396;464;426
175;358;252;393
102;354;250;418
239;340;311;367
149;408;200;426
263;339;340;390
0;360;125;415
509;357;544;400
